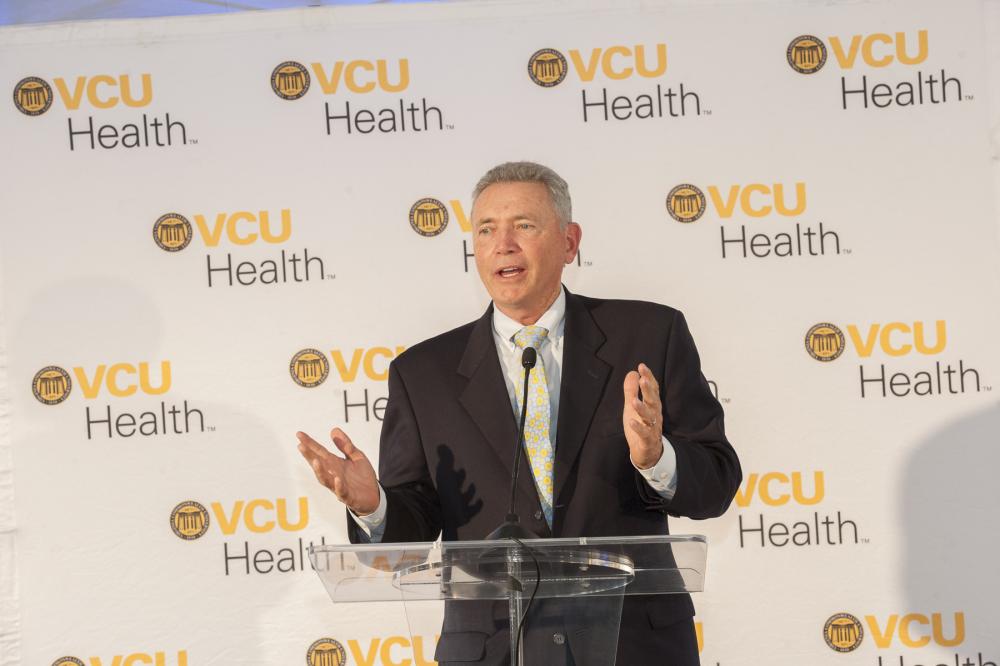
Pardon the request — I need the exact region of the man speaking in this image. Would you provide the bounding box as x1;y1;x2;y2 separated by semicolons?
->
297;162;741;665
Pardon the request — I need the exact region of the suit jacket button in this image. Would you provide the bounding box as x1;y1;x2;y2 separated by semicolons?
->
533;510;543;520
552;633;565;645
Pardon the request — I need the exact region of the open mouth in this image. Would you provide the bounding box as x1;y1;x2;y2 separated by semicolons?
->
496;266;525;278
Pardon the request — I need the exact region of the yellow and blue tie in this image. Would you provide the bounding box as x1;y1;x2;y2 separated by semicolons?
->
513;325;554;527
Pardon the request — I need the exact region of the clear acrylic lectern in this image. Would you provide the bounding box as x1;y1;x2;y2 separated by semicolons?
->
309;535;707;665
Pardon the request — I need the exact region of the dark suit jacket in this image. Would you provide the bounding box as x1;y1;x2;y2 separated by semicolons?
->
347;290;741;665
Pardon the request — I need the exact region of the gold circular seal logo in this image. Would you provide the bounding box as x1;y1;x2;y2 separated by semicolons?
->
666;184;706;223
153;213;193;252
170;501;210;540
787;35;828;74
291;349;330;388
805;323;845;362
824;613;864;652
32;366;72;405
409;198;449;237
51;658;85;666
271;61;311;100
13;77;53;116
307;638;347;666
527;48;568;87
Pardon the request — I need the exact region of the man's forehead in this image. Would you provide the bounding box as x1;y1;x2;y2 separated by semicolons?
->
472;181;554;222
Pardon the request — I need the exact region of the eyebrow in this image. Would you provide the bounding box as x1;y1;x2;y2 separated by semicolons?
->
473;213;532;227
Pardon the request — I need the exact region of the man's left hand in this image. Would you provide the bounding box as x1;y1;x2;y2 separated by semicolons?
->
623;363;664;470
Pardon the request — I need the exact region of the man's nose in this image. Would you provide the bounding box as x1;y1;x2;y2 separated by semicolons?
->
495;227;519;253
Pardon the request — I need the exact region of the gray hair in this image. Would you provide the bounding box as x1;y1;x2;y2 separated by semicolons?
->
472;161;572;227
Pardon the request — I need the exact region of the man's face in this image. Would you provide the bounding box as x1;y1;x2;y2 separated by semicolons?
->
472;181;582;323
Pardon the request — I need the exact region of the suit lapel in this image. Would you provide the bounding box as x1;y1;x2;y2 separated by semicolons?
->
555;291;612;507
458;305;548;532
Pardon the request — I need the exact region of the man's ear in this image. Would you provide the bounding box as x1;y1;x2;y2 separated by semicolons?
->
564;222;583;262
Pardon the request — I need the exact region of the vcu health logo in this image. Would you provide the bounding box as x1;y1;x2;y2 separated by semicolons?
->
11;72;195;152
409;198;449;236
153;213;193;252
666;184;706;223
271;57;441;138
787;35;828;74
32;366;72;405
783;30;962;112
825;613;864;652
51;659;84;666
528;49;568;87
171;501;210;540
271;61;310;100
291;349;330;388
805;323;846;362
307;638;346;666
13;76;53;115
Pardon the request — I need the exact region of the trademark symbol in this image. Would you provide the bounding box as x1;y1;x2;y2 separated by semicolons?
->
445;124;455;130
842;248;853;255
187;138;199;145
701;109;713;116
206;426;216;432
964;95;974;101
583;261;593;267
326;274;337;280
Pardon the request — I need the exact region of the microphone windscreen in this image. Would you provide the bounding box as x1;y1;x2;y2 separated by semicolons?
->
521;347;537;369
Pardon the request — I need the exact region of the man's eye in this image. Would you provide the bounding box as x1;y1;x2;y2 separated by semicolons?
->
517;223;533;230
477;227;492;235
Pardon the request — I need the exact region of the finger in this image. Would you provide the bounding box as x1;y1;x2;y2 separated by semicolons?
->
628;417;661;439
330;427;361;460
624;377;653;421
299;447;321;470
297;439;324;466
309;458;334;490
623;370;640;402
299;443;343;478
297;431;337;460
298;432;345;479
312;457;349;499
637;364;660;399
627;418;658;438
632;397;658;424
628;384;661;423
639;379;661;407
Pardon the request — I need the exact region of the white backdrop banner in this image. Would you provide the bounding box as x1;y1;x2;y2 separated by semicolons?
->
1;0;999;664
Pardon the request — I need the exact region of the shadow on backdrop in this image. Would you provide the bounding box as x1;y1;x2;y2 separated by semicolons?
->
901;402;1000;651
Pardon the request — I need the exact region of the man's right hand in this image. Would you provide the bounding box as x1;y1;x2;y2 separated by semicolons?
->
297;428;380;516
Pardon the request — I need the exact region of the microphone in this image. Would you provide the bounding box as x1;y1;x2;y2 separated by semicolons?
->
482;347;543;666
485;346;541;540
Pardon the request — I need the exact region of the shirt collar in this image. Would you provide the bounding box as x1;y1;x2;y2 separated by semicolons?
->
492;286;567;349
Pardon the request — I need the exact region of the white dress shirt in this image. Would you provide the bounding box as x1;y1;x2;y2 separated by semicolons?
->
352;288;678;540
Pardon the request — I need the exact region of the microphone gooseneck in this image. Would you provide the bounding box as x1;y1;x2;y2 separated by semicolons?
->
509;346;536;517
485;346;541;541
481;346;543;666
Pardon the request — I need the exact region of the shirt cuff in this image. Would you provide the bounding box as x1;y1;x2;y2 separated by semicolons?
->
634;436;678;501
349;484;387;542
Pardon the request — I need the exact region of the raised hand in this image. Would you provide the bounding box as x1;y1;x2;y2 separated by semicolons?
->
622;363;664;470
297;427;380;515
